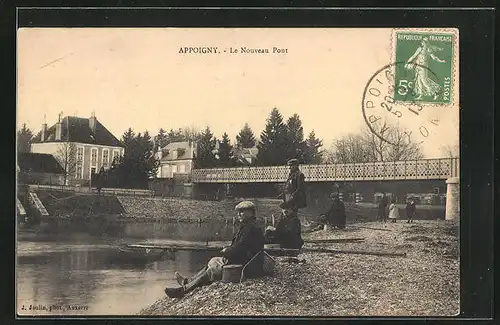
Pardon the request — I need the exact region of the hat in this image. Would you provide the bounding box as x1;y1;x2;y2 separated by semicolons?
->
287;158;299;166
235;201;256;211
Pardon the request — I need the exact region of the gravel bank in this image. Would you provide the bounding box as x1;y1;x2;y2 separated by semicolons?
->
139;219;459;316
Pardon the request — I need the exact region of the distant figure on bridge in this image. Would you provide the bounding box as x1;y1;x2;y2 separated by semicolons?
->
164;201;264;298
405;198;416;223
388;199;400;223
378;193;389;222
320;193;346;230
281;158;307;218
265;204;304;250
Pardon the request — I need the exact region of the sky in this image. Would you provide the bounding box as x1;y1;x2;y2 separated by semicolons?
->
17;28;459;158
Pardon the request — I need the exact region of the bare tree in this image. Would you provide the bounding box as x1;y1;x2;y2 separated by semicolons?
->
181;126;202;142
56;142;77;185
325;124;424;164
326;133;373;164
440;144;459;158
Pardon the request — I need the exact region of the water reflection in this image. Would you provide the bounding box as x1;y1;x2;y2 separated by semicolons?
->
122;221;235;241
17;221;230;316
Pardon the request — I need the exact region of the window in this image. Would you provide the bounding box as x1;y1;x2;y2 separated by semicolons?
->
76;165;83;179
77;147;84;162
91;167;96;175
91;148;98;164
113;150;120;164
179;164;186;173
172;165;177;174
102;149;109;169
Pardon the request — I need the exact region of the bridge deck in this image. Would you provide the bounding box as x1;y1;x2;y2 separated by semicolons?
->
191;158;459;183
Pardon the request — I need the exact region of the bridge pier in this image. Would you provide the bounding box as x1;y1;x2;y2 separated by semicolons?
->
445;177;460;221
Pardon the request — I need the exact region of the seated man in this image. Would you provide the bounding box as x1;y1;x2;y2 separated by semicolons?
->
320;193;346;230
164;201;264;298
265;201;304;250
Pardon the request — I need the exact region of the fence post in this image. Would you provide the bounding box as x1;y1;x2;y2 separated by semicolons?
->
426;159;430;179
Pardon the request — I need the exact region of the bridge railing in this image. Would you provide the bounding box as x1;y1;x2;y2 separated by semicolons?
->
191;158;459;183
26;184;154;197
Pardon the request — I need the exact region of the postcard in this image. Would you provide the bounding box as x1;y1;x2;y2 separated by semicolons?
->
17;27;459;317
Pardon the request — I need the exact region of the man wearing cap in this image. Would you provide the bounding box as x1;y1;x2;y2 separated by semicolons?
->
282;158;307;216
164;201;264;298
266;204;304;249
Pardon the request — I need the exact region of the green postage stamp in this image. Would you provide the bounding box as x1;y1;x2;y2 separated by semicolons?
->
393;31;456;104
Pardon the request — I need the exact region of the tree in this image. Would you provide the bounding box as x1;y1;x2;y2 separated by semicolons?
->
440;144;459;158
217;133;235;167
194;126;217;168
55;142;77;185
284;113;306;161
166;128;185;143
122;128;136;149
17;123;34;153
325;124;424;164
361;123;424;162
101;128;159;188
154;128;168;152
236;123;256;148
303;130;324;164
326;133;372;164
181;126;202;142
256;108;289;166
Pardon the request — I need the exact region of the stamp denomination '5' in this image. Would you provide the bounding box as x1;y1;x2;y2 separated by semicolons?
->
394;32;455;104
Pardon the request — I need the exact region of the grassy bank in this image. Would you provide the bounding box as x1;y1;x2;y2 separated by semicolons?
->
139;219;459;316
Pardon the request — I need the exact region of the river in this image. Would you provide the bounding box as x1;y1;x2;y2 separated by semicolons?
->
17;221;235;316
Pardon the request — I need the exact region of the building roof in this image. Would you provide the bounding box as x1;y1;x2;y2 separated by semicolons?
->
17;153;65;174
160;141;196;161
32;116;123;147
233;147;258;159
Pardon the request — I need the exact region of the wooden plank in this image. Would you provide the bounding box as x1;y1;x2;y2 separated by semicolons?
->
126;243;300;256
128;244;223;252
125;244;405;257
304;238;365;244
354;226;393;232
302;247;406;257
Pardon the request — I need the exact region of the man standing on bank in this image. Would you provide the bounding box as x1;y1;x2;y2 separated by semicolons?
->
378;193;389;222
164;201;264;298
405;197;416;223
282;158;307;217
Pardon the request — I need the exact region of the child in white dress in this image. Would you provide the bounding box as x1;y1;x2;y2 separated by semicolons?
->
388;199;400;223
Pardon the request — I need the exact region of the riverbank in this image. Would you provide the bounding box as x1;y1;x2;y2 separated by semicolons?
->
139;219;459;316
30;189;446;223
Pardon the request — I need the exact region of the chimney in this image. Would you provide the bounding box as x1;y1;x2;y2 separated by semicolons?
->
89;112;97;133
41;123;47;142
55;121;62;141
192;141;198;158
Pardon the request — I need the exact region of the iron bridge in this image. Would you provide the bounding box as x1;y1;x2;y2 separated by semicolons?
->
191;158;459;183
